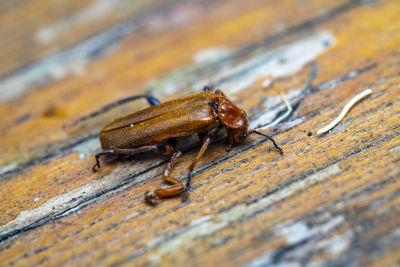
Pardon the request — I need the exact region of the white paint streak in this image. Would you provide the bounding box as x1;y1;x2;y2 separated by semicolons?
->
249;88;303;129
193;47;230;63
388;145;400;153
0;58;88;102
145;30;334;98
0;161;17;175
327;230;353;255
278;221;313;245
261;78;272;88
1;16;137;103
218;31;335;95
243;217;346;267
124;212;140;221
263;92;293;129
145;164;342;260
245;215;347;266
37;0;120;43
0;155;163;236
72;138;100;156
279;117;305;130
275;215;345;246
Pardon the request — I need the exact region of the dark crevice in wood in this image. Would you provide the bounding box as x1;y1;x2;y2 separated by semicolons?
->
0;134;98;182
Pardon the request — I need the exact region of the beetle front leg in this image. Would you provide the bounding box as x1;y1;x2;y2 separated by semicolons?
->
182;129;216;201
145;151;184;205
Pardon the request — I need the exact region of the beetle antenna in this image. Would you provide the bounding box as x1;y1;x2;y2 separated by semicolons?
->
64;95;159;129
250;130;283;153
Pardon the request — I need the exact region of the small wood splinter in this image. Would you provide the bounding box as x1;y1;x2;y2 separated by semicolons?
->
317;89;372;135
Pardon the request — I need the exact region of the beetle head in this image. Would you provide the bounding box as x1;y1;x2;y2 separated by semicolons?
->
216;94;249;144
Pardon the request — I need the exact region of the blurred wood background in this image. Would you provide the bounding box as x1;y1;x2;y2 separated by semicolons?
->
0;0;399;266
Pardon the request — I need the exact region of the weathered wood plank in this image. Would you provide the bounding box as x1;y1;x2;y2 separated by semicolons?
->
0;0;399;266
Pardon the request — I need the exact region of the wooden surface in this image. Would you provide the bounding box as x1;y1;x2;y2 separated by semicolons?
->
0;0;399;266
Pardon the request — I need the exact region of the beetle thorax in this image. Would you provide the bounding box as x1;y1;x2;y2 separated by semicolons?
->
218;98;249;131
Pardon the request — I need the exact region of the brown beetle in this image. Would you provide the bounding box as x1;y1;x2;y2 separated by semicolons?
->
69;86;282;205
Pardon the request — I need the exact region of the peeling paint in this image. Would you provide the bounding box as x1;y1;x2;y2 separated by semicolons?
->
0;18;138;103
72;137;100;156
211;30;335;95
277;221;313;245
0;156;164;239
249;89;303;129
261;78;272;88
275;215;345;246
37;0;124;43
279;117;305;130
243;252;273;267
389;145;400;153
0;161;18;176
145;30;334;97
245;215;348;266
326;230;353;255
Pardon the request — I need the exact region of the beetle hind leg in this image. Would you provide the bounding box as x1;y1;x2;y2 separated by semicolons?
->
145;151;185;205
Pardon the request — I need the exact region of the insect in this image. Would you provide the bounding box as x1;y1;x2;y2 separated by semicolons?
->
69;86;282;205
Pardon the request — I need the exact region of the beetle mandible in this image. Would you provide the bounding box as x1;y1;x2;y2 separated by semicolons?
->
69;86;282;205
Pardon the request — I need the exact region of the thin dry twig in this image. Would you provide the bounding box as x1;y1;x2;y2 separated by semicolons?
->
317;89;372;135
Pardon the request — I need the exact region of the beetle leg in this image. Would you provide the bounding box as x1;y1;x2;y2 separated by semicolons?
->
197;131;208;142
93;145;160;171
66;94;160;128
182;129;216;201
225;130;234;151
93;143;175;171
144;151;184;205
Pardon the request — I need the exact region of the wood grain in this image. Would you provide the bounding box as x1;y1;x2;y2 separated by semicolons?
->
0;0;399;266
